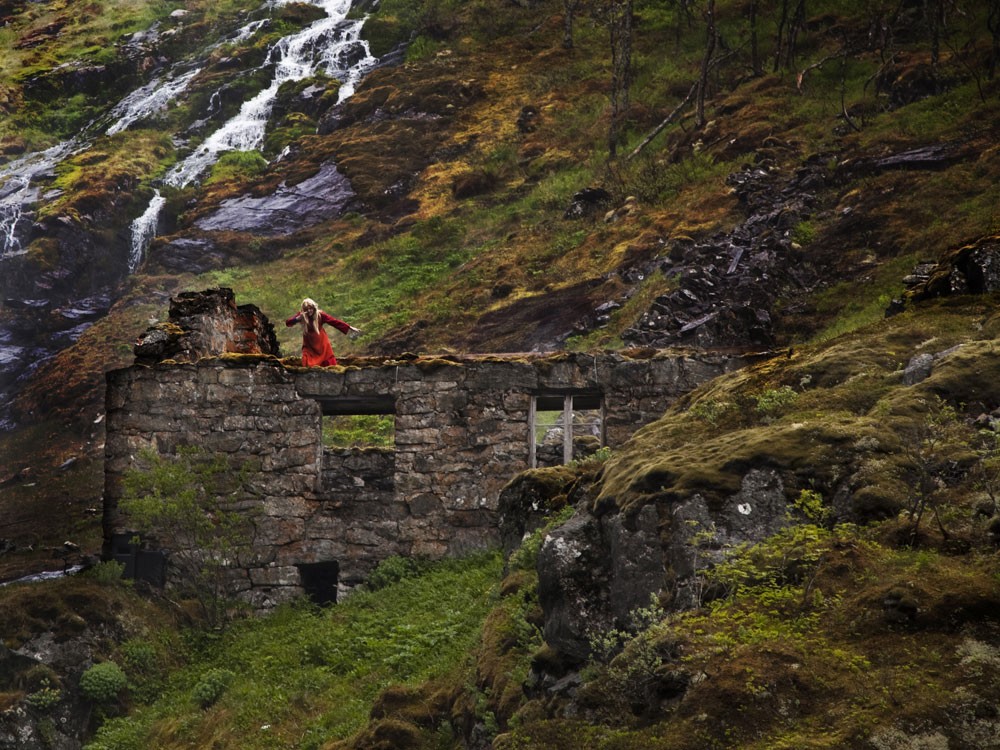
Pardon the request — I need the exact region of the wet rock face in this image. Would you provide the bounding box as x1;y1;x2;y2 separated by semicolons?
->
193;162;355;235
152;236;225;274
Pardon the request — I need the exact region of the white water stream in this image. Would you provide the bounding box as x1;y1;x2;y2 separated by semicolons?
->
123;0;376;269
0;142;76;257
162;0;374;190
105;67;203;137
129;191;167;272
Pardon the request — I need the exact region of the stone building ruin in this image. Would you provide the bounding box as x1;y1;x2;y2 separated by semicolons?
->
103;289;745;607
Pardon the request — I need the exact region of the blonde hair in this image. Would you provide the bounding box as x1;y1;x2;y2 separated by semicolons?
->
300;298;321;333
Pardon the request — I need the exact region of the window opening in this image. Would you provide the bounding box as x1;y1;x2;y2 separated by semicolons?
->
311;396;396;494
315;396;396;449
530;393;604;468
322;414;395;448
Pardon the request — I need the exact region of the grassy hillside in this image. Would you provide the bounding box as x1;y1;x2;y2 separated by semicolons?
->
1;0;1000;747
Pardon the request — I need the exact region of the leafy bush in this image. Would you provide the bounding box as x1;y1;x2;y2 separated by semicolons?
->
80;662;127;704
25;681;62;712
690;399;734;427
791;220;816;246
85;560;126;586
793;489;830;525
507;505;576;573
120;640;166;704
405;34;444;62
191;668;235;708
754;385;799;418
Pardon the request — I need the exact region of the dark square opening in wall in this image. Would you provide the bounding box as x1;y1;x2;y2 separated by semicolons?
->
110;532;166;588
297;560;340;606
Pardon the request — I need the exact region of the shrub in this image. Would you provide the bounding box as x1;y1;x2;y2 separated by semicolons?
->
507;505;576;573
120;640;165;704
754;385;799;418
191;668;235;709
85;560;126;586
80;662;127;704
25;681;61;712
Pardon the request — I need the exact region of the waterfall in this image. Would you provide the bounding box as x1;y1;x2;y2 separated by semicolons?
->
1;0;376;262
0;142;76;257
162;0;376;189
126;0;377;266
106;68;203;136
129;190;166;272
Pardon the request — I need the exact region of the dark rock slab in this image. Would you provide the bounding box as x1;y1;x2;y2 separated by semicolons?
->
154;236;225;274
194;162;354;235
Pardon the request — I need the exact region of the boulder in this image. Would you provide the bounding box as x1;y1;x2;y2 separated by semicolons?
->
564;187;611;220
905;235;1000;303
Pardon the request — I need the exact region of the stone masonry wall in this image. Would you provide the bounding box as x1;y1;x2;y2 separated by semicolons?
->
105;346;744;608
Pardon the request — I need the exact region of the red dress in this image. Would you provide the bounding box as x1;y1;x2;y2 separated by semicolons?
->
286;311;351;367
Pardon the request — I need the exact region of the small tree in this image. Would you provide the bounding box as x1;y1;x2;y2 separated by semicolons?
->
989;0;1000;79
695;0;717;128
897;398;975;545
972;427;1000;515
120;446;258;629
593;0;634;158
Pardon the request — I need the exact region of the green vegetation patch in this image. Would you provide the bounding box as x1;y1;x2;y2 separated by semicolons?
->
86;552;502;750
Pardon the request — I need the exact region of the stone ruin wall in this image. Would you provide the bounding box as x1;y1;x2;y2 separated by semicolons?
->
104;290;747;607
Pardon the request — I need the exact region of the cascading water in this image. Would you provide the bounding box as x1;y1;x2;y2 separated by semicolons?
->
0;10;286;258
126;0;376;268
105;68;203;137
0;142;76;257
129;191;166;272
162;0;375;189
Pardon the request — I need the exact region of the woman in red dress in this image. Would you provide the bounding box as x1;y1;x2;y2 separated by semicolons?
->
285;298;360;367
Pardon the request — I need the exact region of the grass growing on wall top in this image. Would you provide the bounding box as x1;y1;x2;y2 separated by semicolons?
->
86;551;502;750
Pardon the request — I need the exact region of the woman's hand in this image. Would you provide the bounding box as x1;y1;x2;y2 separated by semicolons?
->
348;326;362;340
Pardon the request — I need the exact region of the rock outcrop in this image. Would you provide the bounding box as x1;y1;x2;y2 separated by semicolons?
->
622;157;831;350
193;162;355;235
529;468;791;661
